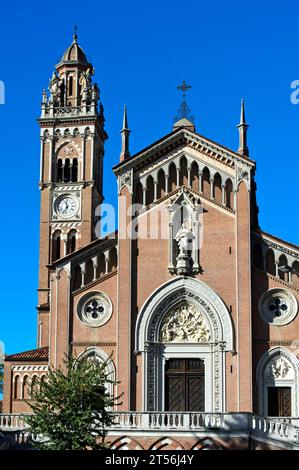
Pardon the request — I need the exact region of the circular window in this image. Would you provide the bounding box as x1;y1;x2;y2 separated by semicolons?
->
77;292;112;327
258;288;298;326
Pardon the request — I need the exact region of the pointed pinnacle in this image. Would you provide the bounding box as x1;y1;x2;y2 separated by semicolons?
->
238;98;248;128
122;104;129;131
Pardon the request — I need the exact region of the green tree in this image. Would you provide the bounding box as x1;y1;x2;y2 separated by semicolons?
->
26;355;120;450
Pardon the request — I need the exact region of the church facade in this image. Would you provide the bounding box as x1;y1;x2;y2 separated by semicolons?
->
2;35;299;450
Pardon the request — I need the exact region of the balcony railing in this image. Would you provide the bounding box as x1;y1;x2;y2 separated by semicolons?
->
1;412;299;448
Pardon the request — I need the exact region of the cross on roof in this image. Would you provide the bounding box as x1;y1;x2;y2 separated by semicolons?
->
177;80;192;99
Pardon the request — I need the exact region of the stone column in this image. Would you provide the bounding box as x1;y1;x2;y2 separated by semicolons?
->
210;178;214;200
275;260;279;277
79;262;86;288
92;255;98;281
104;251;110;274
165;174;169;193
187;167;191;187
142;186;147;207
154;180;158;202
176;167;180;187
198;171;203;193
221;184;226;205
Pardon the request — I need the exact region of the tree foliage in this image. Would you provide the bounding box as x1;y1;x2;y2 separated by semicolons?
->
26;355;120;450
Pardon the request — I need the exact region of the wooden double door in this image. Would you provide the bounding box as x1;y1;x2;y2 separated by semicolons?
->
268;387;292;417
165;358;205;411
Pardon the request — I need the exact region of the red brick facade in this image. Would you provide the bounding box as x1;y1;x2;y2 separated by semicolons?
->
3;36;299;449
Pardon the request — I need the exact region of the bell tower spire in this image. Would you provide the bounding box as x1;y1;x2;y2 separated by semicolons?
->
120;105;131;162
36;34;108;348
237;99;249;157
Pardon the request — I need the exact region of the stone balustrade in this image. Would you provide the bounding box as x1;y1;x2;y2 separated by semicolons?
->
1;412;299;449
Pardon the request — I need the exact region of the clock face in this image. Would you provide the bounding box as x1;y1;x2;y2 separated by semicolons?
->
55;196;78;218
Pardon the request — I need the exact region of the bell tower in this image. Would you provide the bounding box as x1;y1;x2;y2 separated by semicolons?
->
37;32;108;347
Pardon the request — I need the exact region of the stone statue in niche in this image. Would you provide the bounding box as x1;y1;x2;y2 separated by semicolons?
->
176;218;193;254
175;218;194;274
160;302;210;343
49;71;63;105
79;68;94;99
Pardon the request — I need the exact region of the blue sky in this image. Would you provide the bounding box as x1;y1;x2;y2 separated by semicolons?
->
0;0;298;356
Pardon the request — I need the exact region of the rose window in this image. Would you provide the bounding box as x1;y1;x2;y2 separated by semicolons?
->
258;288;298;326
85;299;105;320
77;292;112;327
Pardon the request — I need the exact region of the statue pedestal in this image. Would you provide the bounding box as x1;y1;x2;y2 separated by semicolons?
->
176;253;191;275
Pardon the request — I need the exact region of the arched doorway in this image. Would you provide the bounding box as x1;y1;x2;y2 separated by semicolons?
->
135;277;233;412
256;347;299;417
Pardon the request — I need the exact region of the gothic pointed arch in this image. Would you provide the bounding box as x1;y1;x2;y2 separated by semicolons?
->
256;347;299;417
135;276;233;412
76;347;115;384
136;277;233;351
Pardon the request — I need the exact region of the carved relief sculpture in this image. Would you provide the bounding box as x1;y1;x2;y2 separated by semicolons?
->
270;357;291;379
160;302;210;343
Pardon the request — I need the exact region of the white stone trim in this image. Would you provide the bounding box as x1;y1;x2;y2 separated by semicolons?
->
11;365;48;372
136;277;233;351
135;276;233;412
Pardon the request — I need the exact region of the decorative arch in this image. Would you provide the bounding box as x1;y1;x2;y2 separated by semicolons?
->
22;375;30;400
52;230;61;262
13;375;20;399
149;437;184;450
202;167;210;198
266;249;276;276
136;277;233;351
146;175;154;206
66;229;77;254
111;436;144;450
135;276;233;412
157;169;166;199
213;173;222;204
278;254;288;282
76;347;116;398
179;156;188;186
292;261;299;288
256;347;299;417
225;178;233;209
190;161;199;192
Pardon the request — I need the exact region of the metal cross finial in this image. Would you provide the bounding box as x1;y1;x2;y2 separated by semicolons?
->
174;80;194;123
73;25;78;42
177;80;192;99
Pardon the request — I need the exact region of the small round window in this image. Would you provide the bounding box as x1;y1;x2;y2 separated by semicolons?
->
258;288;298;326
77;292;112;327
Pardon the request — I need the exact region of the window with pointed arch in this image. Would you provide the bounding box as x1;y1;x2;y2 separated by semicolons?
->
22;375;29;400
67;229;77;255
68;75;74;97
76;348;116;402
52;230;61;262
13;375;20;399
